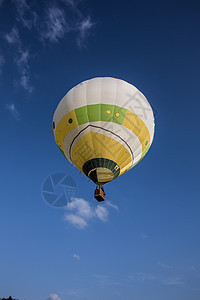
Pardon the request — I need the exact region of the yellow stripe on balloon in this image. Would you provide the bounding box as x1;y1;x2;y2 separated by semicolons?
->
71;132;132;176
55;110;78;151
123;109;150;151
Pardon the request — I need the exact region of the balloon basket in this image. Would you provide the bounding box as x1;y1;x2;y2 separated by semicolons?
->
94;187;105;202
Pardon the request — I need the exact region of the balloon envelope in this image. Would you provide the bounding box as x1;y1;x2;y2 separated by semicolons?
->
53;77;155;185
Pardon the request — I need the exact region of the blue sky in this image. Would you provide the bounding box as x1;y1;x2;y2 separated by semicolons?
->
0;0;200;299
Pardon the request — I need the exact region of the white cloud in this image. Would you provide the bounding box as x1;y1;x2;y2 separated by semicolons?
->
67;197;94;219
64;197;116;229
77;17;94;47
15;48;29;67
95;205;108;222
161;277;183;286
19;72;33;92
5;27;33;92
158;262;173;269
72;253;80;260
46;294;62;300
15;48;33;93
79;17;93;36
13;0;37;29
138;273;157;281
5;2;94;49
41;7;68;43
5;27;20;45
40;4;94;47
130;272;157;283
5;103;20;121
64;213;87;229
59;0;82;17
60;0;95;42
130;272;184;288
3;1;95;91
106;200;119;212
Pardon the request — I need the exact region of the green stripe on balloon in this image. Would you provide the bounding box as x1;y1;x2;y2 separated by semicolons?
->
74;106;89;124
87;104;101;122
75;104;127;126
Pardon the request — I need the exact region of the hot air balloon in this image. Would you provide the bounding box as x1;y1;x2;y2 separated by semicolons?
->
52;77;155;201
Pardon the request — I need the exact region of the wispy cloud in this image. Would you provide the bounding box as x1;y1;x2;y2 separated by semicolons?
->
46;294;63;300
5;26;20;45
9;0;95;47
15;48;33;93
158;262;173;269
72;253;80;260
13;0;37;29
106;200;119;212
5;103;20;121
5;27;33;92
161;277;183;286
128;273;157;283
64;197;111;229
59;0;83;19
40;3;94;47
129;272;184;288
76;17;94;48
2;1;95;91
41;7;68;43
138;273;157;281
